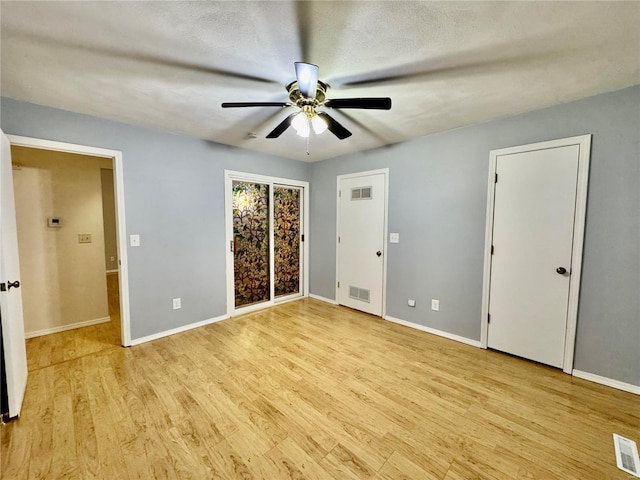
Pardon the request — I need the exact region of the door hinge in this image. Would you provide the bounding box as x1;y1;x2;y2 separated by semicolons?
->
488;313;491;323
301;234;304;242
494;173;498;183
230;240;234;253
0;283;5;292
337;281;340;288
338;236;340;243
338;190;341;198
491;245;494;255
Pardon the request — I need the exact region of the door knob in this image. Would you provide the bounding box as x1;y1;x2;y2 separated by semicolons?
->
7;280;20;290
556;267;568;275
376;251;382;257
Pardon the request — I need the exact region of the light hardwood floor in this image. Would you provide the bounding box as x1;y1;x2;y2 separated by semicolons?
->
2;288;638;479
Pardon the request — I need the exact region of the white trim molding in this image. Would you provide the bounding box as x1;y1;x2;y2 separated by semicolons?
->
25;316;111;339
130;314;229;346
6;134;133;347
384;315;482;348
309;293;338;305
572;370;640;396
481;135;592;374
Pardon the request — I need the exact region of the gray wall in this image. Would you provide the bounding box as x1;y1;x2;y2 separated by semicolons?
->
309;85;640;387
1;97;309;340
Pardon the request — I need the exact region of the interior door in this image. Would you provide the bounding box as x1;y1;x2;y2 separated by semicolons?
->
0;130;28;418
488;145;580;368
337;172;386;316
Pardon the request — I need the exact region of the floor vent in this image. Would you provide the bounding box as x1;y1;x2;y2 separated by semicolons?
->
349;286;371;303
613;434;640;477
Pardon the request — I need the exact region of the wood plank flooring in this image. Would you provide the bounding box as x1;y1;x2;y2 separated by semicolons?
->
2;290;638;479
23;272;121;372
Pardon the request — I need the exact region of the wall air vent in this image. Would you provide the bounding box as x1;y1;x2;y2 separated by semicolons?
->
351;186;372;200
349;286;370;303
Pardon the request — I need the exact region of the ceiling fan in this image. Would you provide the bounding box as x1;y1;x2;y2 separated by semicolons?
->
221;62;391;140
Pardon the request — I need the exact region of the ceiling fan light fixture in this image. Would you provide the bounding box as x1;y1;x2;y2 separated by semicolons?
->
292;112;310;137
311;114;328;135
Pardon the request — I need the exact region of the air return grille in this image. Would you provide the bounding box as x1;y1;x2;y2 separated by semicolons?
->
613;434;640;477
349;286;370;303
351;186;372;200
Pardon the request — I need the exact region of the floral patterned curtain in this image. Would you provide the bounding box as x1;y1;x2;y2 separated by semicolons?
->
232;182;302;308
233;182;270;307
274;187;301;297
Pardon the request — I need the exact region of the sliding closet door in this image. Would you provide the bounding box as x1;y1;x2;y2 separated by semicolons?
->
232;181;270;308
274;186;302;300
226;172;308;315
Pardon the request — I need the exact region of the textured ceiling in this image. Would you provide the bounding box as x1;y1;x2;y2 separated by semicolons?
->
1;1;639;162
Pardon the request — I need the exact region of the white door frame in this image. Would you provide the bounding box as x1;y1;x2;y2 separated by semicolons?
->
224;170;309;316
6;135;132;346
481;135;591;373
335;168;389;316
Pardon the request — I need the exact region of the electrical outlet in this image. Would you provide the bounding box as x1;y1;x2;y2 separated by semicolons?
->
172;298;181;310
390;233;400;244
407;299;416;307
431;299;440;311
110;256;115;262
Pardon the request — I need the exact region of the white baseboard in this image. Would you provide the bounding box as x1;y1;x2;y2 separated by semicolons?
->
309;293;338;305
572;370;640;395
25;316;111;339
129;314;229;346
384;315;482;348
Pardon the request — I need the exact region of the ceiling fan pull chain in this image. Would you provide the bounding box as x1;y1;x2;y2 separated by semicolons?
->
306;130;310;156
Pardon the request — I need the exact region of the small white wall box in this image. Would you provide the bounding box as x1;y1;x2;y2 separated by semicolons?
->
47;217;62;228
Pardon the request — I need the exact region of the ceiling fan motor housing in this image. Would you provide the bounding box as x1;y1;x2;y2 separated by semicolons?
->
287;80;328;106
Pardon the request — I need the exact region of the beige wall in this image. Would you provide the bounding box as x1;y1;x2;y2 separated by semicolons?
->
100;168;118;271
12;146;111;336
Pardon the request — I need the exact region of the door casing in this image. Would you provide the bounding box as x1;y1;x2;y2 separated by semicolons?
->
224;170;309;316
481;135;591;374
335;168;389;317
6;135;132;347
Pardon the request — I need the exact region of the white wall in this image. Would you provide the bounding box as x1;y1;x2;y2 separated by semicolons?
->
12;146;111;336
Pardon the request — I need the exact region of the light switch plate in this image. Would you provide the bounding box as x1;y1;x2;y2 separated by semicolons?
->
78;234;92;243
173;298;181;310
130;234;140;247
431;299;440;311
390;233;400;243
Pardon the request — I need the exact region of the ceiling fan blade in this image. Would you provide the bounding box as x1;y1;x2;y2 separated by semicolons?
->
266;113;298;138
9;30;280;86
317;112;352;140
222;102;289;108
295;2;312;64
295;62;319;99
324;98;392;110
334;110;391;144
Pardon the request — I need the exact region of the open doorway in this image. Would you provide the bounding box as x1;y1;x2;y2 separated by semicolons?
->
11;146;121;368
6;136;130;356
